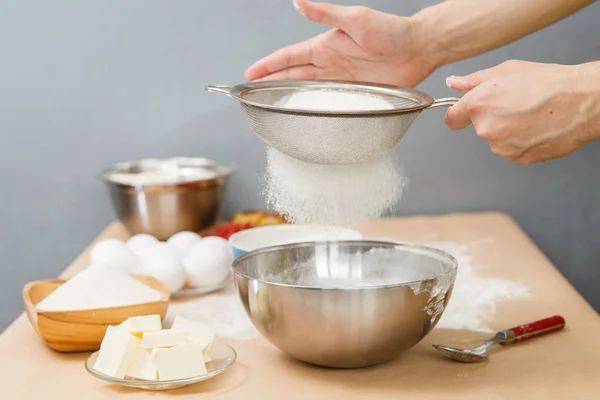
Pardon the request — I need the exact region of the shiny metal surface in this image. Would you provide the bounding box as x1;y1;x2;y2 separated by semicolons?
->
232;240;457;368
206;81;460;165
101;158;233;240
433;338;499;363
207;81;437;115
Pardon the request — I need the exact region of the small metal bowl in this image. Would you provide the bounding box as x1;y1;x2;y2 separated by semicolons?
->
85;342;237;391
232;240;457;368
101;157;234;240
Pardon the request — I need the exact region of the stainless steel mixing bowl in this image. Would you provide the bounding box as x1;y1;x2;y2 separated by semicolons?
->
102;157;233;240
232;240;457;368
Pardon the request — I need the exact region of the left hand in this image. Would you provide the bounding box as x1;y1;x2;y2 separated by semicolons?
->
445;60;596;164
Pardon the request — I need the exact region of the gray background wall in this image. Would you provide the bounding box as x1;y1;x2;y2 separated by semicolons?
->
1;0;599;331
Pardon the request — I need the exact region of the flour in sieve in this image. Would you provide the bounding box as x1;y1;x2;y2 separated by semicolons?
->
277;89;395;111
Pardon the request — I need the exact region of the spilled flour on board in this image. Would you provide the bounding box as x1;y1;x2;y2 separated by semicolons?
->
166;288;259;341
165;238;529;340
426;239;530;332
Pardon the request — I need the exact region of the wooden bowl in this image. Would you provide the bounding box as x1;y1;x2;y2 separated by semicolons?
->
23;276;170;353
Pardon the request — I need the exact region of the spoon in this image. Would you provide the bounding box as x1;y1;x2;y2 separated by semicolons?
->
433;315;566;363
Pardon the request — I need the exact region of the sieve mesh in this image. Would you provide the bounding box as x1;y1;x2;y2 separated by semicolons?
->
207;81;459;165
242;103;421;165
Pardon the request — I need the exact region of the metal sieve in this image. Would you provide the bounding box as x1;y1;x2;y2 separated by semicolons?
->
207;81;459;165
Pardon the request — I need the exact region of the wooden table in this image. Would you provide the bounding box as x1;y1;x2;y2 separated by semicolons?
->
1;213;599;399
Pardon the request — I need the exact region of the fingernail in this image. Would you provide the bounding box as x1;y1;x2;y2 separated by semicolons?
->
293;0;306;16
445;75;456;88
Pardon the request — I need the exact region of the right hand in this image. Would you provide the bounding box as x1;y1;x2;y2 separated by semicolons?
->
245;0;437;88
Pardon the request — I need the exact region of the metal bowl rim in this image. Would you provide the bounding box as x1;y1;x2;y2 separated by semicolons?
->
99;160;235;188
231;239;458;291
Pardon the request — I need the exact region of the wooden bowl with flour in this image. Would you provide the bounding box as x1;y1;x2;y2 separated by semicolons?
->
23;276;170;353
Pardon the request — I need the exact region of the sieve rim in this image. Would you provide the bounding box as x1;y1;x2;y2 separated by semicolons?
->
226;80;434;115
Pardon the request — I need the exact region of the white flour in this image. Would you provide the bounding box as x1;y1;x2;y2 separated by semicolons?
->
279;89;394;111
166;287;258;341
263;89;404;226
108;157;217;186
36;264;163;311
427;240;530;332
264;148;406;225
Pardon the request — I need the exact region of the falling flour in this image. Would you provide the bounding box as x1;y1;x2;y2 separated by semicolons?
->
263;89;405;226
264;148;406;225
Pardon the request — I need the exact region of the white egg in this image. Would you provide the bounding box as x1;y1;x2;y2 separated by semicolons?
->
137;242;185;262
141;254;186;292
183;236;233;288
126;234;159;255
90;238;143;275
167;231;202;255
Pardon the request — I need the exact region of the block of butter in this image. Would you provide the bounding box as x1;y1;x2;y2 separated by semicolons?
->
93;325;138;379
152;342;207;380
141;329;190;349
126;345;157;381
93;314;216;382
171;316;216;349
120;315;162;336
171;316;216;361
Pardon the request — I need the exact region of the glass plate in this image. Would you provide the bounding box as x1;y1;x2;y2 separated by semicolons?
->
85;342;237;391
171;279;232;298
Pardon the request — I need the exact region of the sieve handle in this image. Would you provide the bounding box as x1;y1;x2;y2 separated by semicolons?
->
427;97;460;109
206;85;233;96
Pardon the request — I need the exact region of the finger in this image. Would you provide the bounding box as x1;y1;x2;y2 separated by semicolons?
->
253;65;321;82
294;0;364;32
245;40;314;81
445;96;473;131
446;66;501;93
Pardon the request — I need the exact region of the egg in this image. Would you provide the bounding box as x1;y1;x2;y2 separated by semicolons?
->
126;234;159;256
141;253;186;292
183;236;233;288
137;242;185;262
167;231;202;256
90;238;143;275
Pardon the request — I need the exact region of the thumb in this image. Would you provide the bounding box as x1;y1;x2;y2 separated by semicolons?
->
293;0;362;32
446;68;496;93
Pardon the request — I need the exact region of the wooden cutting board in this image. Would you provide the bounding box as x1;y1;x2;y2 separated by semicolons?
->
1;212;599;399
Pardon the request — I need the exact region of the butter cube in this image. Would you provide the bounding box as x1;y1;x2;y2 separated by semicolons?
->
141;329;189;348
171;316;216;349
93;325;138;379
123;315;162;334
152;342;207;380
202;346;212;363
126;345;157;381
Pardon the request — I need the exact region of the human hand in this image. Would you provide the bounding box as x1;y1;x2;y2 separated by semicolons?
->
245;0;437;88
446;60;600;164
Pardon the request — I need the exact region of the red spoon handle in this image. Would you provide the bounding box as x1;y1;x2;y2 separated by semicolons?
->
504;316;566;344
